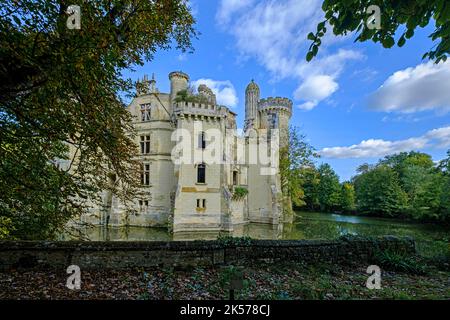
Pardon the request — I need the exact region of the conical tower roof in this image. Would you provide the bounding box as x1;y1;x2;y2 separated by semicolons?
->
246;79;259;92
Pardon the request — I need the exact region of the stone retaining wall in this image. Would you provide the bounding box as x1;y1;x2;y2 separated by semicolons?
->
0;236;415;270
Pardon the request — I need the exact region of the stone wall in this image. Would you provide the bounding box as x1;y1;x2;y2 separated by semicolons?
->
0;236;415;270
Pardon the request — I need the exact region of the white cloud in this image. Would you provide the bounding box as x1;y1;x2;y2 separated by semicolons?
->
294;75;338;103
191;78;239;107
216;0;254;25
297;101;317;110
216;0;362;110
321;138;428;159
320;126;450;159
425;126;450;148
369;61;450;114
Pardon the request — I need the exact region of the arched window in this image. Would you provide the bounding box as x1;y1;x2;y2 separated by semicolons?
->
197;163;206;183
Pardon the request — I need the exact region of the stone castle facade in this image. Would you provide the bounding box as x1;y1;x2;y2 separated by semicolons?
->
84;71;292;233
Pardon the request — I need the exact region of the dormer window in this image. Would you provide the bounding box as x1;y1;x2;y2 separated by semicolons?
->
140;103;151;121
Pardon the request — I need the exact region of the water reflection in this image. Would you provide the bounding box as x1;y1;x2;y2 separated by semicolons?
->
64;211;449;257
64;223;284;241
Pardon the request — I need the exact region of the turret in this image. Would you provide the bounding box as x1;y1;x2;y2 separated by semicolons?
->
169;71;189;104
244;79;260;131
258;97;292;148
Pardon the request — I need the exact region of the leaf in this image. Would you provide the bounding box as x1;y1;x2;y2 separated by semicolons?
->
306;51;314;62
307;32;316;40
382;36;395;48
12;15;21;26
405;29;414;39
317;21;326;32
398;35;406;47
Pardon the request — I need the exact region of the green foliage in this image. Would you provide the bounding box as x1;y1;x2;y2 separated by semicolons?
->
279;126;319;209
0;0;197;239
232;186;248;200
373;249;428;275
218;265;243;288
174;88;209;104
308;0;449;63
437;151;450;222
300;166;321;211
0;216;14;240
301;166;354;213
353;165;408;217
296;149;450;223
317;163;342;212
340;182;356;212
216;235;253;246
356;151;450;222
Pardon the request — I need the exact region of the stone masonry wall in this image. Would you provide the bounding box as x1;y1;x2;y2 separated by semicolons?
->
0;236;415;270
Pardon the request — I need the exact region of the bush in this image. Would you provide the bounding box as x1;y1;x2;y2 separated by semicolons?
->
0;217;14;240
232;187;248;200
217;235;253;246
373;249;428;275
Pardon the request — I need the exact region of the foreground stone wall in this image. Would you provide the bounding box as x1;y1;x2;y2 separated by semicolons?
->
0;236;415;270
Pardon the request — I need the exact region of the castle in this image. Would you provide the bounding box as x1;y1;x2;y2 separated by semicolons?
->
84;71;292;233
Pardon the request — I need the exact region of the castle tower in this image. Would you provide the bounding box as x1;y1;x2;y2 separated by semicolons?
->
244;79;260;131
258;97;292;148
169;71;189;105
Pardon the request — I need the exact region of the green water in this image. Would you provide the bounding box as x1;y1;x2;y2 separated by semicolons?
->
70;211;449;257
287;212;449;258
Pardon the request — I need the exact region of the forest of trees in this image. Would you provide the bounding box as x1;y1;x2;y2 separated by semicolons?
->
294;149;450;224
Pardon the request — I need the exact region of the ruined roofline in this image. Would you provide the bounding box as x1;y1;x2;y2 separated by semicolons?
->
169;71;190;81
258;97;293;110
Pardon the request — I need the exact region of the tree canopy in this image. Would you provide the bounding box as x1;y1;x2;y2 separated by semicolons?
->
291;149;449;224
0;0;197;239
279;126;319;213
308;0;450;62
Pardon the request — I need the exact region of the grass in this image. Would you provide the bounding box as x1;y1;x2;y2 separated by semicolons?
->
372;249;428;275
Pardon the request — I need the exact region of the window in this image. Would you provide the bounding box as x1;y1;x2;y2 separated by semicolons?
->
232;171;238;185
196;199;206;209
140;103;151;121
198;131;206;149
140;135;150;154
141;163;150;186
139;200;149;212
197;163;206;183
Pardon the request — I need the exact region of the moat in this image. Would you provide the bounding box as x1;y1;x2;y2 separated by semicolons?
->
64;211;449;258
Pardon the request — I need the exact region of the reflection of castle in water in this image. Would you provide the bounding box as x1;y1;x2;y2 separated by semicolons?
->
71;223;285;241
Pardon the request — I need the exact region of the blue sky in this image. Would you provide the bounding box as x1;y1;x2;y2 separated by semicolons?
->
124;0;450;181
